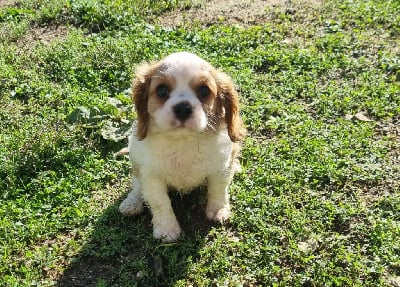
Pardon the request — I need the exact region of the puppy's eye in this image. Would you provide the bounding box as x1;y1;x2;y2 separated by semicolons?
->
156;85;169;99
198;85;210;99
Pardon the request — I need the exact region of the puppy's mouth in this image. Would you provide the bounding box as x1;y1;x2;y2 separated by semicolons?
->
169;115;206;132
170;120;194;129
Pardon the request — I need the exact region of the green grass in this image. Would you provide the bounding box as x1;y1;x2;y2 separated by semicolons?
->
1;0;399;286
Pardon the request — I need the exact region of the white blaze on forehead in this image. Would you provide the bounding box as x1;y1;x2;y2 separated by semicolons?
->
151;52;210;132
160;52;211;78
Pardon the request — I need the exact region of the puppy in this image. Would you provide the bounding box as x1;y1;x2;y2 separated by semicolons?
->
119;52;245;242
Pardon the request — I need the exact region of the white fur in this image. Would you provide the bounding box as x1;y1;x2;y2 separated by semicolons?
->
119;52;241;242
152;53;211;132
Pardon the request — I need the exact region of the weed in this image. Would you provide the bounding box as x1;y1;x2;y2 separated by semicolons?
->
0;0;399;286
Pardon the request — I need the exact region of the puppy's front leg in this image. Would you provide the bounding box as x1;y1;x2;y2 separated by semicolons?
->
119;177;144;216
142;177;181;242
206;173;233;223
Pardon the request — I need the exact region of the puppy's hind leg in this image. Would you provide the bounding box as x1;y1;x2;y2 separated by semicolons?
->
119;177;144;216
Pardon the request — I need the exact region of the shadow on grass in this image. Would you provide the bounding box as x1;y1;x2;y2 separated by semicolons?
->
56;189;213;287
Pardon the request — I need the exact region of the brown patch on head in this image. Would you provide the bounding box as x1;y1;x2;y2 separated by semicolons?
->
147;65;177;115
133;61;180;139
215;71;246;142
188;69;227;134
189;72;218;110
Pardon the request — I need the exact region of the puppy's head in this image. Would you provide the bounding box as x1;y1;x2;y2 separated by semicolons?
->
132;52;245;142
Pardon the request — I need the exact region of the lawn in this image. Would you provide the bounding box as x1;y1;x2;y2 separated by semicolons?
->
0;0;399;286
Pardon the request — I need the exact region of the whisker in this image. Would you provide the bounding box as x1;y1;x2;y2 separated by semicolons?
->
206;113;223;131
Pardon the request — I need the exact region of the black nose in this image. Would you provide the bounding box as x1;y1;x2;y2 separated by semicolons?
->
173;102;193;122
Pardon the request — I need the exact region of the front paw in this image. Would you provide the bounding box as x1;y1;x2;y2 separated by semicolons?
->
153;220;182;242
119;193;144;216
206;204;231;223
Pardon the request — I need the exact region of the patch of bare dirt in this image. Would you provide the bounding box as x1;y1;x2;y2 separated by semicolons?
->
17;25;69;46
158;0;321;27
0;0;17;8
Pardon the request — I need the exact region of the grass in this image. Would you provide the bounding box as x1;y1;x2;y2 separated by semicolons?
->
0;0;399;286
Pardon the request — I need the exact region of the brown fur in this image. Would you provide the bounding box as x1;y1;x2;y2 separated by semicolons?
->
216;71;246;142
132;60;246;143
131;63;157;140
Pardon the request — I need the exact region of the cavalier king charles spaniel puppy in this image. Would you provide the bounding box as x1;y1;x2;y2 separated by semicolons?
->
119;52;245;242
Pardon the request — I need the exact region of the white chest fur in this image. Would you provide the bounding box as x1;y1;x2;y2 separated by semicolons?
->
129;129;233;192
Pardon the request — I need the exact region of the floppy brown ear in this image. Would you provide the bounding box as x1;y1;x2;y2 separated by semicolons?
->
217;71;246;142
131;63;155;140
